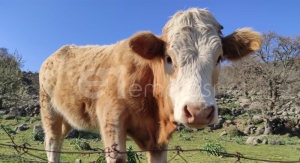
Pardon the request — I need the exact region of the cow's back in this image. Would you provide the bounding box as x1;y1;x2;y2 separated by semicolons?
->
39;44;129;130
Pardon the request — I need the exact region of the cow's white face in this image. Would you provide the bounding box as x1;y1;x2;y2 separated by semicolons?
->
129;8;262;129
163;9;222;128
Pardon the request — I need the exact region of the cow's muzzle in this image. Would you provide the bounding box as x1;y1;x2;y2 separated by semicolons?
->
183;104;216;128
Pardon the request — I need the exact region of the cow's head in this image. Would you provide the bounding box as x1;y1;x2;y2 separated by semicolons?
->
129;8;262;129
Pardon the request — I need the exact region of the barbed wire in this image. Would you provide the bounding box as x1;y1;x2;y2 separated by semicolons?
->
0;125;299;163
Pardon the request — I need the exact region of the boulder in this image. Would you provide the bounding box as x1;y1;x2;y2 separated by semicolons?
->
67;129;80;138
33;124;44;133
220;131;227;136
262;139;268;145
252;115;263;124
80;142;91;150
246;136;255;144
243;125;256;135
3;114;15;120
255;126;265;135
246;136;262;145
15;123;28;132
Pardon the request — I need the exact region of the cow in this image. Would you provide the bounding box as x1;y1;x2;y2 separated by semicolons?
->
39;8;262;163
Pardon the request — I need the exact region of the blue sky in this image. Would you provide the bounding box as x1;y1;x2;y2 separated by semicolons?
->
1;0;300;72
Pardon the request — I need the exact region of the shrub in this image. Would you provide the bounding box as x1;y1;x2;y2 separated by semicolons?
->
226;126;240;137
70;138;91;150
223;114;234;121
95;145;143;163
31;131;44;141
126;145;143;163
178;133;194;141
201;141;226;157
233;136;246;145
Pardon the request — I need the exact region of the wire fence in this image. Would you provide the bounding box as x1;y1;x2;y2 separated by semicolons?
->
0;126;299;163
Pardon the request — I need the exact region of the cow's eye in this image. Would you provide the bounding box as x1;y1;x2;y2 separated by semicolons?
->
165;55;172;65
217;55;223;65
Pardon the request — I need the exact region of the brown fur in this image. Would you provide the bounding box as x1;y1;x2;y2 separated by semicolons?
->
222;28;262;60
40;32;175;163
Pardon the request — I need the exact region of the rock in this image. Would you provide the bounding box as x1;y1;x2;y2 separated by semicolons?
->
255;126;265;135
80;142;91;150
3;114;15;120
75;159;81;163
225;120;232;124
33;124;44;133
66;129;80;138
15;123;28;132
0;110;9;115
246;136;255;144
287;111;294;116
282;111;288;116
262;139;268;145
239;97;250;103
220;131;227;136
269;139;282;145
244;125;255;135
252;115;263;124
285;133;292;137
246;136;262;145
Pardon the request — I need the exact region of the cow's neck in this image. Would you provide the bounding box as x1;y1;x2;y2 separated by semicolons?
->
150;60;177;146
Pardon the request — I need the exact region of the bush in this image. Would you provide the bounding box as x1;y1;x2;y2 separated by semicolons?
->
178;133;194;141
70;138;91;150
95;145;143;163
31;131;44;141
126;145;143;163
233;136;246;145
226;126;240;137
201;141;226;157
223;114;234;121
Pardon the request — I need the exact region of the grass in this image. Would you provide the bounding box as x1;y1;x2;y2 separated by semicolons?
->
0;117;300;163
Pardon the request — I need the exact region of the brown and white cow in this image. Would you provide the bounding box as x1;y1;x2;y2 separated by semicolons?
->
39;8;262;163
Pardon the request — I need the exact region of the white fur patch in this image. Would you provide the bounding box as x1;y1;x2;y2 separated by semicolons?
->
164;8;222;126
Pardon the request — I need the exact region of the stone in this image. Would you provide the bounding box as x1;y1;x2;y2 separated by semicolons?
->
75;159;81;163
282;111;288;116
225;120;232;124
66;129;79;138
246;137;255;144
15;123;28;132
262;139;268;145
220;131;227;136
33;124;44;133
3;114;15;120
246;136;262;145
244;125;255;135
0;110;9;115
80;142;91;150
269;139;282;145
255;126;265;135
252;115;263;124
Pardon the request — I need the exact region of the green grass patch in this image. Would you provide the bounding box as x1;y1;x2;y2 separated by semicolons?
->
0;117;300;162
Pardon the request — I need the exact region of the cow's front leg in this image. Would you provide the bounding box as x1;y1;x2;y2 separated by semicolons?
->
147;144;168;163
98;108;127;163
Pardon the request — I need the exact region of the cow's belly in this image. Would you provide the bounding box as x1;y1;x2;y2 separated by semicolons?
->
52;95;99;131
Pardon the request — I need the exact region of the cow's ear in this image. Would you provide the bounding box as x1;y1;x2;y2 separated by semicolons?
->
222;28;262;61
129;31;165;60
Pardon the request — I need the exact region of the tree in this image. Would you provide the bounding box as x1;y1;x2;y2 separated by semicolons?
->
0;48;24;110
222;32;300;134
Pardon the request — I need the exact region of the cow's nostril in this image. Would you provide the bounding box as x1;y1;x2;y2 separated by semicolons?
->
206;106;215;120
184;105;192;118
